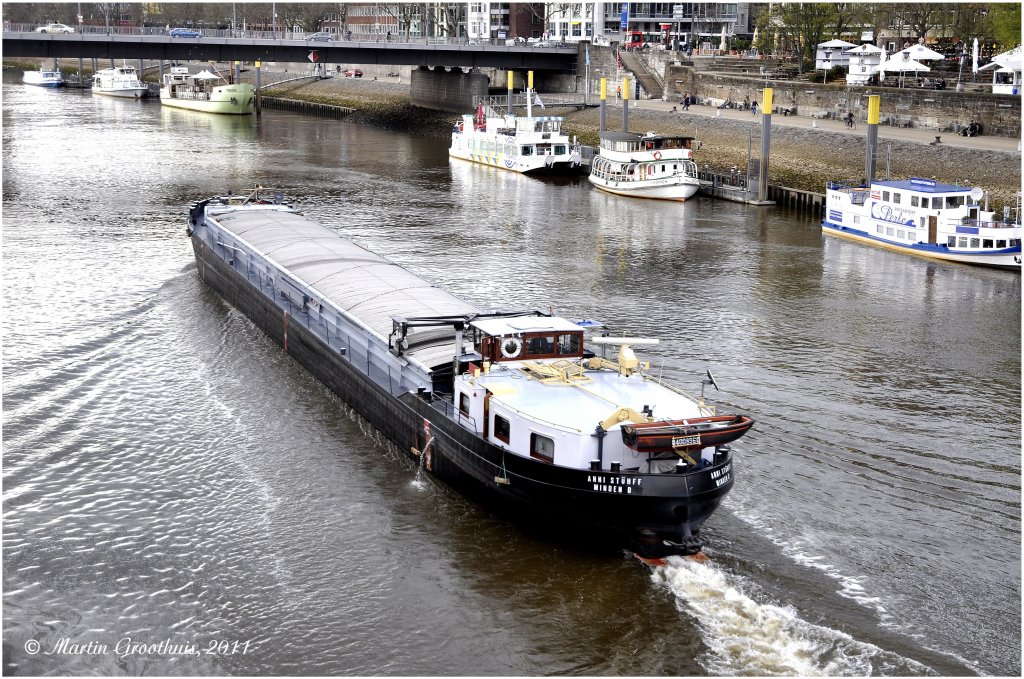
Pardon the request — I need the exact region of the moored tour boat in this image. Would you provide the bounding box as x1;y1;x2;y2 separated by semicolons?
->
23;67;64;88
589;131;701;201
449;97;583;174
823;177;1022;269
186;188;754;558
160;66;255;115
92;64;148;99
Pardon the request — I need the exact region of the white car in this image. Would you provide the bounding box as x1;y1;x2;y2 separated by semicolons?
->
36;23;75;34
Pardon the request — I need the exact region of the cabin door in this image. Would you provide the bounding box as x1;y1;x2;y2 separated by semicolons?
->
483;393;491;438
927;215;937;244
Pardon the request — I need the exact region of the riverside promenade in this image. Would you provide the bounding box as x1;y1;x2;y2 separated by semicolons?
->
624;97;1022;153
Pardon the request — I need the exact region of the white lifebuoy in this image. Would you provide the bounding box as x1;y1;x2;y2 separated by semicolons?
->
653;151;663;160
500;337;523;359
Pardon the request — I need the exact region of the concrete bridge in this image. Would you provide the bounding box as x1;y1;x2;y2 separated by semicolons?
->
1;32;579;71
4;31;586;114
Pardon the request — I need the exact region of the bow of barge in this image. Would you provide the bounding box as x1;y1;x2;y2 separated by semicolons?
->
187;189;752;557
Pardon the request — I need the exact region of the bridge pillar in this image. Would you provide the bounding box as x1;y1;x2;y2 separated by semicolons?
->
410;66;489;113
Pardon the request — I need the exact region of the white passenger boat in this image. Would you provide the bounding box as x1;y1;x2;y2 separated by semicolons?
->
449;98;583;174
160;67;255;115
187;187;753;558
823;177;1022;269
92;65;148;99
23;67;64;88
589;131;701;201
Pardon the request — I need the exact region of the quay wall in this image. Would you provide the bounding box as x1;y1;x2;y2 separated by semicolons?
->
662;66;1021;137
256;75;1019;210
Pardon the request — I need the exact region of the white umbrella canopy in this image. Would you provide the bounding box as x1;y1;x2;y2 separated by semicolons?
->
900;43;944;61
194;70;221;79
988;45;1023;70
874;57;930;73
720;26;727;51
972;37;979;74
845;43;885;55
752;26;759;46
819;38;856;48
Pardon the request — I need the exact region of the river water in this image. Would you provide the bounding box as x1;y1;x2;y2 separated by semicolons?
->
2;76;1020;677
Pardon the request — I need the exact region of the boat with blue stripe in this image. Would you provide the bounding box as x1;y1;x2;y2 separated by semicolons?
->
822;177;1021;269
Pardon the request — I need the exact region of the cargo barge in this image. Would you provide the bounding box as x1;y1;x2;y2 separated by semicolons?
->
186;188;752;557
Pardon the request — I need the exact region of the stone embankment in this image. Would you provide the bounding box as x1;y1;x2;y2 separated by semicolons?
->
264;76;1020;210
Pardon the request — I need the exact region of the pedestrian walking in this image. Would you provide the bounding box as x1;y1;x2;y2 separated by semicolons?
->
751;101;758;116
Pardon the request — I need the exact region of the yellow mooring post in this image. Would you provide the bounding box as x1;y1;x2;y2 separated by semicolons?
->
600;77;607;132
758;87;774;202
622;76;631;132
507;70;514;113
865;95;881;184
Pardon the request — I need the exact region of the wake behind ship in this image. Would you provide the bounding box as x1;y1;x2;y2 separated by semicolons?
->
186;189;753;557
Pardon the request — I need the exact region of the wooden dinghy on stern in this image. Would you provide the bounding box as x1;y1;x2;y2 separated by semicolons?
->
621;414;755;455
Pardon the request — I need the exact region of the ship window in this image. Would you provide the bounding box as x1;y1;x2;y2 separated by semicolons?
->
997;240;1007;248
521;145;533;156
911;196;919;207
853;215;860;224
876;225;884;234
897;230;906;239
661;164;666;172
932;197;943;209
530;433;554;463
882;191;890;201
948;236;957;246
893;192;901;204
459;393;471;416
526;335;555;355
970;238;980;248
983;239;993;248
494;414;510;443
945;196;960;209
959;237;969;247
886;226;894;236
557;333;581;355
554;145;567;155
1013;239;1021;247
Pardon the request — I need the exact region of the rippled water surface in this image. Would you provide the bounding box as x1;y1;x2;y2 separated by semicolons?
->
3;77;1020;676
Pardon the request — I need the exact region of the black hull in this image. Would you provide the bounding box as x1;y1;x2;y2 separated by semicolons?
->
190;235;734;557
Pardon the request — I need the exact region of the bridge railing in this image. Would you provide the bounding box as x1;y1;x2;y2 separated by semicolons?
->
4;23;578;50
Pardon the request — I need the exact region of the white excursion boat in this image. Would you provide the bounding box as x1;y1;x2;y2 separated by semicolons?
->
23;67;64;87
823;177;1022;269
187;187;754;558
92;64;148;99
449;98;583;174
589;131;701;201
160;67;255;115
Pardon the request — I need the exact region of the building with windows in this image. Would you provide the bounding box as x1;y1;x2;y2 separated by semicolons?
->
592;2;749;47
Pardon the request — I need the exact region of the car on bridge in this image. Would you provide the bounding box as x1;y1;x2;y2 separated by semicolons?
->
168;28;202;38
307;32;333;41
36;23;75;33
343;68;363;78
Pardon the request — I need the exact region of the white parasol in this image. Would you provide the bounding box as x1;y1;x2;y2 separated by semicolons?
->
972;38;979;74
844;44;885;55
981;45;1023;71
194;69;221;80
818;38;856;48
720;26;727;52
900;43;944;61
875;57;930;73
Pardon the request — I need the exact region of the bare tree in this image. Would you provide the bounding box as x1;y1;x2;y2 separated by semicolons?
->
896;2;943;42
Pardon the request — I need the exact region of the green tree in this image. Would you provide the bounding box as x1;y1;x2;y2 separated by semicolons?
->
988;2;1021;48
